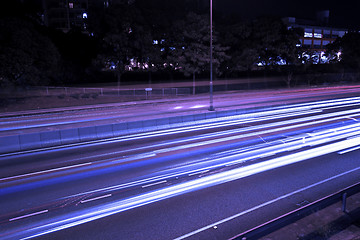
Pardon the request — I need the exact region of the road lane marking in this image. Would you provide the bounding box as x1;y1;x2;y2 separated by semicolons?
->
0;162;93;182
14;137;360;240
142;180;167;188
174;166;360;240
80;194;112;204
9;210;48;222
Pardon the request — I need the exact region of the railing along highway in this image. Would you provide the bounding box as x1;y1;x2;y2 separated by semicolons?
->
231;182;360;240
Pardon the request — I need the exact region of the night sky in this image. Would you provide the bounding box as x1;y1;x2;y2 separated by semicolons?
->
215;0;360;29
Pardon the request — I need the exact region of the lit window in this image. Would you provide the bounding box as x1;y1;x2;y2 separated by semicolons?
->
304;32;313;38
314;40;321;46
304;39;312;45
314;33;322;38
69;2;74;8
339;31;346;37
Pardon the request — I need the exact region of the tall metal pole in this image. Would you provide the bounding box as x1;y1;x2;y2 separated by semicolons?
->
209;0;215;111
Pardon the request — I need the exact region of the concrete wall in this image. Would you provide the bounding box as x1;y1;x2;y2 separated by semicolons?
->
0;108;257;155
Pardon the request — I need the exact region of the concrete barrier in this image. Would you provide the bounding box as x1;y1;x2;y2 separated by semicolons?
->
142;119;156;129
0;135;20;154
79;126;97;142
194;113;206;121
60;128;80;145
96;125;114;139
40;131;61;148
155;118;170;127
169;116;182;124
112;123;128;136
182;115;194;122
205;112;217;119
0;107;261;154
19;133;42;151
127;121;143;130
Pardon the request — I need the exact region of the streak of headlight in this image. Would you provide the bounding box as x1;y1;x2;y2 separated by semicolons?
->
14;137;360;240
3;97;360;158
338;144;360;154
154;114;360;154
61;123;360;200
1;96;360;133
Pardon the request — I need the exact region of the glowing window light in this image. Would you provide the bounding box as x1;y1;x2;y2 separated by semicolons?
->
314;33;322;38
304;32;313;38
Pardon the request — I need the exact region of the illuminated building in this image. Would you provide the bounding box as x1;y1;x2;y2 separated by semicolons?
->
42;0;89;32
282;11;347;63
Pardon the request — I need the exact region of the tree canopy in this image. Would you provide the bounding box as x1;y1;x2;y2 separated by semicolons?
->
2;0;360;88
0;17;60;87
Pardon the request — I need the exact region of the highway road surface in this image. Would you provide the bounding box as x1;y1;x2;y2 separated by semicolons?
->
1;87;360;239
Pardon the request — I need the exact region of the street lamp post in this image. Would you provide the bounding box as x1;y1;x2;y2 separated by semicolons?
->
209;0;215;111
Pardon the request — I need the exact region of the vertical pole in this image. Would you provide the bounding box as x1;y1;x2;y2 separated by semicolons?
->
209;0;215;111
342;192;347;213
66;0;70;31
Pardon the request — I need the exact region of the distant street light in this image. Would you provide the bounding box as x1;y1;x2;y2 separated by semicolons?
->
209;0;215;111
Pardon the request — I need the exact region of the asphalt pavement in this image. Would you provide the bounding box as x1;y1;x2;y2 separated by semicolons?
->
1;85;360;239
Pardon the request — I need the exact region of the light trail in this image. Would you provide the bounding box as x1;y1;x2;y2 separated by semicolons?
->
9;137;360;240
80;194;112;204
2;96;360;159
12;119;359;208
2;95;360;239
9;210;48;222
0;162;93;182
2;110;359;196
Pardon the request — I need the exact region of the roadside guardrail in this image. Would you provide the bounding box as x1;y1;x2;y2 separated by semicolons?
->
231;182;360;240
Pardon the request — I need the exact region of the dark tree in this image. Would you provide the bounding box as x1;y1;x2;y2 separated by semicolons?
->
0;17;60;87
169;12;228;94
328;32;360;70
218;20;259;75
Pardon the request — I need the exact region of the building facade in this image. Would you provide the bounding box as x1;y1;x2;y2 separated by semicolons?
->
283;17;347;52
282;12;347;63
42;0;89;32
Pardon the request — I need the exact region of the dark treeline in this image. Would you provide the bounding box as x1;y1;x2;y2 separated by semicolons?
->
1;0;360;88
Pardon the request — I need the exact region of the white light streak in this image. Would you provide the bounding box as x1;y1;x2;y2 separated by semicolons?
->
9;210;48;222
338;145;360;155
15;137;360;240
142;180;167;188
0;162;92;182
80;194;112;204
